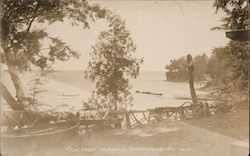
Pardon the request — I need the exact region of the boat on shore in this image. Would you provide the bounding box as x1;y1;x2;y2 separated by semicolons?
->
2;119;80;143
1;110;79;147
1;118;79;156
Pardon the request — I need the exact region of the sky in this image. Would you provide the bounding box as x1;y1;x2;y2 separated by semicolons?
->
46;0;229;71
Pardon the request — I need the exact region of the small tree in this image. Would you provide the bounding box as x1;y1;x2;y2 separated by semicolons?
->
85;15;143;112
25;68;53;111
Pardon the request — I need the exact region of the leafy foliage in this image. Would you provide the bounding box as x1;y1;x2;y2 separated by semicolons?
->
213;0;249;30
1;0;109;71
207;41;249;89
85;15;143;111
193;54;210;80
206;40;249;113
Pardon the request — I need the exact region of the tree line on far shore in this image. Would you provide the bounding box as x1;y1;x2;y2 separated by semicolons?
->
165;39;248;88
165;53;209;81
165;40;248;91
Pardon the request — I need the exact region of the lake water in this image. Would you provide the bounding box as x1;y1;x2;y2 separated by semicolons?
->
51;71;207;110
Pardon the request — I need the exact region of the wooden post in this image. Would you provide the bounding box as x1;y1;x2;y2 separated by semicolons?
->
186;54;198;105
125;112;131;128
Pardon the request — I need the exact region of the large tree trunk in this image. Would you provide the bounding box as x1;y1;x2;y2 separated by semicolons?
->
187;54;204;118
0;81;23;110
1;46;25;110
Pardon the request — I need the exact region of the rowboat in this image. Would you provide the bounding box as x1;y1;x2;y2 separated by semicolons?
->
1;110;76;129
1;110;79;146
1;119;79;156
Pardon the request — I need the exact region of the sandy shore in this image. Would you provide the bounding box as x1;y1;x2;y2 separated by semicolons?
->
1;71;91;113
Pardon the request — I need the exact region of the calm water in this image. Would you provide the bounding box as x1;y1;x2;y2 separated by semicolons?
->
51;71;207;110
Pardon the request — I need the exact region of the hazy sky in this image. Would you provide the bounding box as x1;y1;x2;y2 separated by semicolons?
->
46;0;229;71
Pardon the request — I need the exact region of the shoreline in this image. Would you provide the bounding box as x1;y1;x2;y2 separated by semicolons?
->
2;70;212;112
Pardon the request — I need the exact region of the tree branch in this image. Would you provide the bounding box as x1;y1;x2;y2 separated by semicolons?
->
16;3;40;45
25;3;40;37
11;6;48;24
12;16;37;23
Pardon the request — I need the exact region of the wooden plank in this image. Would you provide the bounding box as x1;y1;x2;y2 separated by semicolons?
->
79;118;122;125
226;29;250;41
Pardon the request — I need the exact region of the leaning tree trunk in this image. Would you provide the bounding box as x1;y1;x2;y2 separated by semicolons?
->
1;49;25;110
0;81;23;110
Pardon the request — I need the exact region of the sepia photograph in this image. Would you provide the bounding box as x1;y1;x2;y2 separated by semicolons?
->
0;0;249;156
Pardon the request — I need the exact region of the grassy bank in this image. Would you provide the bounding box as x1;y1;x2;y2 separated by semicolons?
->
186;109;249;140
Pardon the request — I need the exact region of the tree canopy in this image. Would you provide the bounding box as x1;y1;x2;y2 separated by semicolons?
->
213;0;248;30
207;41;249;90
1;0;108;71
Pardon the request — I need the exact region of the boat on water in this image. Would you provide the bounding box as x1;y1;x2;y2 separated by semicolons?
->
57;92;80;99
